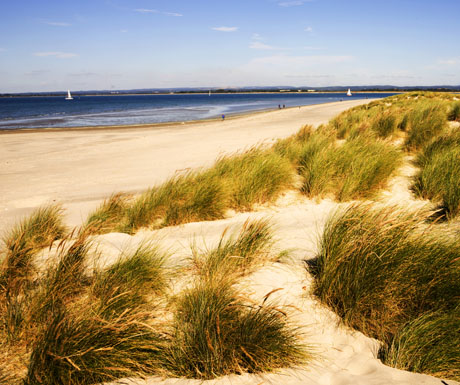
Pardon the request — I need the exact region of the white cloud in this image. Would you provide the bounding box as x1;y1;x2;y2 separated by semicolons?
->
249;41;275;50
42;21;71;27
34;52;78;59
278;1;311;7
163;12;183;17
135;9;183;16
304;26;313;32
121;29;128;33
135;8;158;13
212;26;238;32
252;33;262;40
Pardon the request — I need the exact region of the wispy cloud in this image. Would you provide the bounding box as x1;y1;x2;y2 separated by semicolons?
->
134;9;183;16
34;51;78;59
438;58;460;66
212;26;238;32
278;0;312;7
42;21;71;27
163;12;183;17
134;8;158;13
304;26;313;33
250;41;275;50
120;29;128;33
252;33;263;40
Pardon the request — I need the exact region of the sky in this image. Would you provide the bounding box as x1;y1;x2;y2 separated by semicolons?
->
1;0;459;93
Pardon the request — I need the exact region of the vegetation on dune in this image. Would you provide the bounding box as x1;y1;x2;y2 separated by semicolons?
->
191;218;274;282
404;102;447;151
381;309;460;381
275;129;402;201
210;148;294;210
309;203;460;380
162;279;306;379
91;242;168;318
85;147;293;234
413;130;460;219
1;212;305;383
24;307;165;385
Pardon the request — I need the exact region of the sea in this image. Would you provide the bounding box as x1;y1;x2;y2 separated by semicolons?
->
0;92;396;130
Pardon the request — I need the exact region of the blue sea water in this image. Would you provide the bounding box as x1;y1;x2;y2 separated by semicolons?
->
0;92;396;130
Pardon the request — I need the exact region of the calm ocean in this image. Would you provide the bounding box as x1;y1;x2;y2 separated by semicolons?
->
0;92;395;130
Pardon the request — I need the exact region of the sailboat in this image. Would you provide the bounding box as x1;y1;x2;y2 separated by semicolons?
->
209;90;211;96
65;90;73;100
346;88;352;96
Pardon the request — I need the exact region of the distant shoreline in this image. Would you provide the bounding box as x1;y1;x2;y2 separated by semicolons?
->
0;90;408;98
0;96;385;133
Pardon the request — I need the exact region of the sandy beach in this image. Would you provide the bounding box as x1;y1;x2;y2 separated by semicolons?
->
2;96;459;385
0;99;371;230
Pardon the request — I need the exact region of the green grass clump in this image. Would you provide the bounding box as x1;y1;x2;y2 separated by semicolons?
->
413;132;460;219
447;101;460;121
0;206;66;342
404;102;447;151
192;219;274;281
298;136;402;201
84;193;130;234
24;240;170;384
309;203;460;379
92;148;292;234
91;243;168;318
212;148;294;210
123;171;228;233
381;309;460;381
1;205;66;295
162;280;306;379
371;111;397;138
29;233;91;326
24;307;164;385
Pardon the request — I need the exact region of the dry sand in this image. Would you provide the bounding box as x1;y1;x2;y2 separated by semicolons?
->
0;99;370;230
3;98;456;385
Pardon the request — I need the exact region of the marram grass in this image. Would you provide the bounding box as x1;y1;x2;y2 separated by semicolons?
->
191;218;274;282
381;309;460;381
413;131;460;219
162;279;307;379
309;203;460;380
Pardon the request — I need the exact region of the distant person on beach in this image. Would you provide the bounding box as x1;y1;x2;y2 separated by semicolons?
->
278;104;281;109
222;114;225;120
283;104;285;108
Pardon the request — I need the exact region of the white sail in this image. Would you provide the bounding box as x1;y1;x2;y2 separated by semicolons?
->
65;90;73;100
209;90;211;96
347;88;352;96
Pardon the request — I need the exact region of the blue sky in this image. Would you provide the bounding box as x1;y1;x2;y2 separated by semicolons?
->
1;0;459;92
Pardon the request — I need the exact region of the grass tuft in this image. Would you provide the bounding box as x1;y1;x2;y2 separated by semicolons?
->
91;243;168;318
84;193;130;234
381;309;460;381
24;307;164;385
413;131;460;219
192;219;274;281
162;279;306;379
310;203;460;379
212;147;294;210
